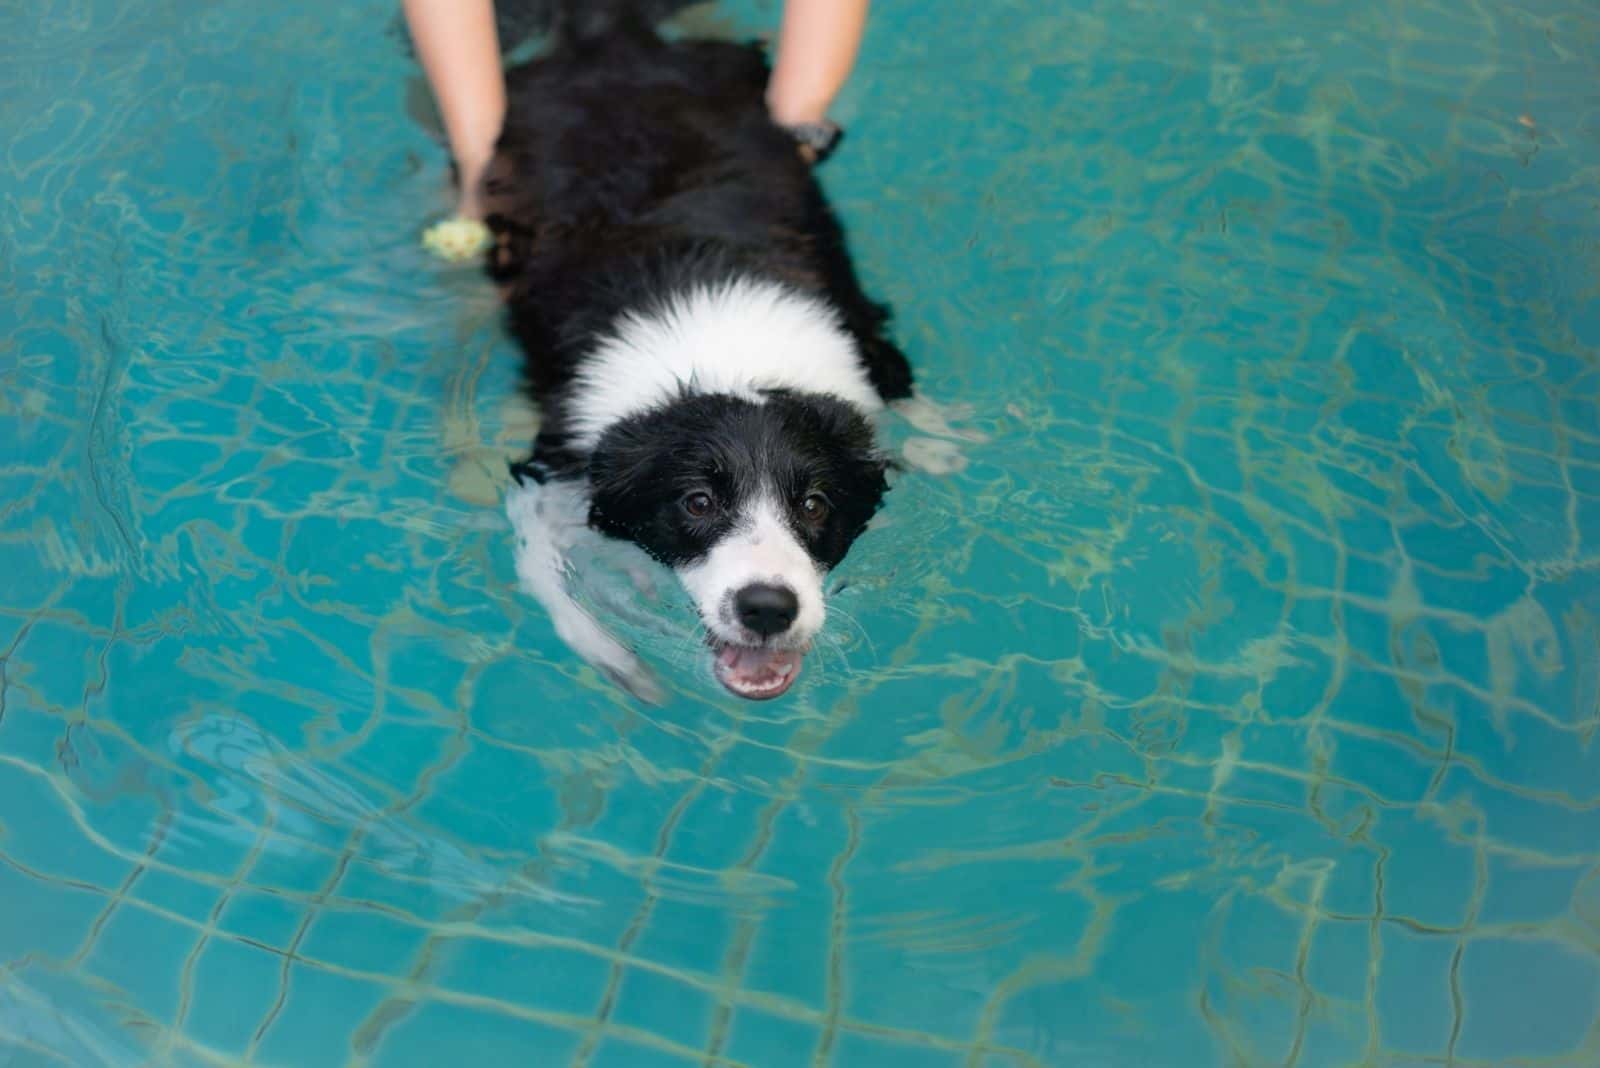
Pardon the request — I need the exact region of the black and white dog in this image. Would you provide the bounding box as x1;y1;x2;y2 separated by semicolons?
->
483;2;915;701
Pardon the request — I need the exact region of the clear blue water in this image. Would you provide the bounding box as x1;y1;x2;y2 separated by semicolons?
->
3;0;1599;1064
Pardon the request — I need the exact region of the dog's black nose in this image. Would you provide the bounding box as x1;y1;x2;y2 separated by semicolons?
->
735;584;799;638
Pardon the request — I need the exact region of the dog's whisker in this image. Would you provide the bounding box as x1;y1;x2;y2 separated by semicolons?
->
810;629;848;679
664;625;705;671
823;603;877;662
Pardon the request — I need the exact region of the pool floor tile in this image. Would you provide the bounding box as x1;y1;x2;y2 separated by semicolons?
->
608;966;717;1055
251;965;395;1068
433;936;614;1017
180;937;287;1056
366;999;584;1066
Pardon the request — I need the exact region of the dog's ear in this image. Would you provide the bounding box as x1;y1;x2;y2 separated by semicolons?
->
584;422;661;535
586;425;654;497
806;396;893;483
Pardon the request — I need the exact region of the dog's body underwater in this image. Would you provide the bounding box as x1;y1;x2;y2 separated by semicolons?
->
485;1;913;700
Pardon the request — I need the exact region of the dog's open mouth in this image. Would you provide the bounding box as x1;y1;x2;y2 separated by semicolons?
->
711;642;804;700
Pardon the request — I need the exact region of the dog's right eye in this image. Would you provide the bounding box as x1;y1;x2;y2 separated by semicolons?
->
683;491;714;518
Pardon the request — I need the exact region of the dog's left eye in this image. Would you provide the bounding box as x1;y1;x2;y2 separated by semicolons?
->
683;491;715;518
800;493;831;523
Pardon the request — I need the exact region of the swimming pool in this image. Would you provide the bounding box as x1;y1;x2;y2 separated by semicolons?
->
3;0;1598;1064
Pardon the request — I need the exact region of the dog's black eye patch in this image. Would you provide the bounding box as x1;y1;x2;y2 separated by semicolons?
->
585;390;888;570
759;391;890;568
586;394;757;565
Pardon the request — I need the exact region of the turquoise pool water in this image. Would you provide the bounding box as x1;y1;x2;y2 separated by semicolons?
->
4;0;1599;1064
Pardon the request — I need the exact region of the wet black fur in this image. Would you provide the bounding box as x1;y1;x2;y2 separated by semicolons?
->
486;2;912;567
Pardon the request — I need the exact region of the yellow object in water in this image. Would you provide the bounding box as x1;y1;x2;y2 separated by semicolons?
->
422;217;492;263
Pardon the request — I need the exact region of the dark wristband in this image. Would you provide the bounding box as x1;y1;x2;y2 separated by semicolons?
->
784;120;844;164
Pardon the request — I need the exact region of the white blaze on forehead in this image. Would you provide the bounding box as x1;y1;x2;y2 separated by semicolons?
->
566;279;883;449
679;495;826;644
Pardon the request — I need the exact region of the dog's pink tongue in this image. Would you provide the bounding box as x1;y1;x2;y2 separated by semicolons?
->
714;645;803;699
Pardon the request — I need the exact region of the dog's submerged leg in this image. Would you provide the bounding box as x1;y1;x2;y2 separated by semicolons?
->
505;478;665;703
889;386;993;475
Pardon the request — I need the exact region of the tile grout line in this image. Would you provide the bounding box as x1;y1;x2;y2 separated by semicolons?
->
808;806;860;1068
567;728;741;1068
240;664;480;1061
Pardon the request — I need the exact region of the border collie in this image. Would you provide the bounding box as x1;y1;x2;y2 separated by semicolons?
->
483;2;913;701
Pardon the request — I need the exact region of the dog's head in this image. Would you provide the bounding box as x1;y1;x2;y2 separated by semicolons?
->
586;390;889;699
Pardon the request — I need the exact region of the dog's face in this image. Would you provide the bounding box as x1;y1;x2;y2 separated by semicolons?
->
586;391;889;699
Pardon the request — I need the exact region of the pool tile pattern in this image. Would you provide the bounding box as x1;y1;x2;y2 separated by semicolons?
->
3;0;1599;1065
